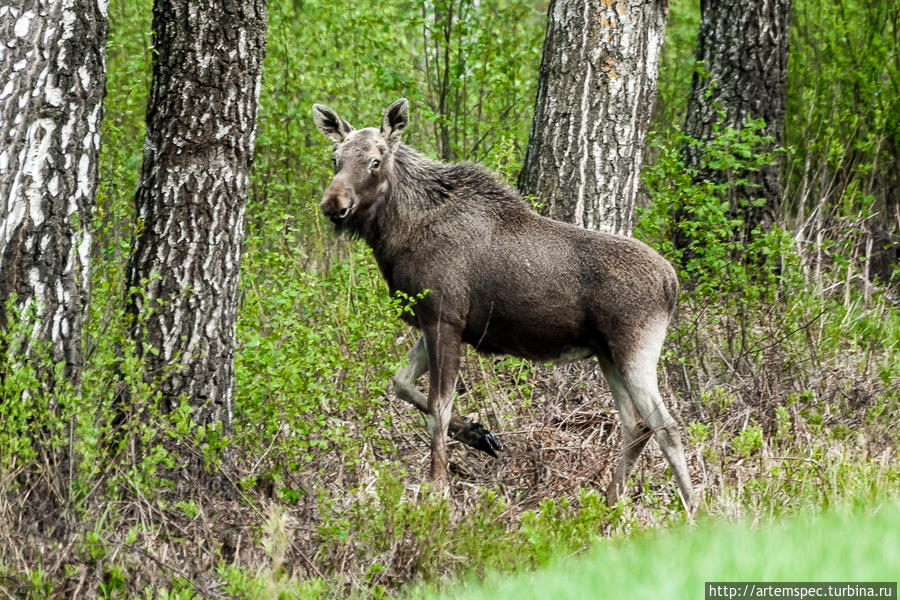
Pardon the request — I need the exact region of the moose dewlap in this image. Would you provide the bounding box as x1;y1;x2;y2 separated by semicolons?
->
312;98;696;511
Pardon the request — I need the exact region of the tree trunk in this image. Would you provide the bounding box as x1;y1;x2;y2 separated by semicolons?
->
682;0;791;234
0;0;108;387
518;0;669;235
125;0;267;428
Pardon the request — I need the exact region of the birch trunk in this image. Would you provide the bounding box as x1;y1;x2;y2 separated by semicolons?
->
0;1;108;387
519;0;668;235
125;0;267;428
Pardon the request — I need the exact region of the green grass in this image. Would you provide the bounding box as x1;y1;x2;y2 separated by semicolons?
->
428;499;900;599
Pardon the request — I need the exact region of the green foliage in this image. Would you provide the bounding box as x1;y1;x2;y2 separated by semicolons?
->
414;0;544;166
95;0;152;291
687;420;710;444
218;561;329;600
652;0;701;126
0;301;53;467
786;0;899;228
316;469;455;583
732;425;763;458
519;490;628;566
639;119;794;302
311;470;634;593
234;240;405;483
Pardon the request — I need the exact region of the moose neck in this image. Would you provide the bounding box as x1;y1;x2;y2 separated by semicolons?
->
361;144;453;258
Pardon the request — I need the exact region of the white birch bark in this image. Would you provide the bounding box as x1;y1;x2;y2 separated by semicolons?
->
0;0;108;386
519;0;668;236
125;0;267;428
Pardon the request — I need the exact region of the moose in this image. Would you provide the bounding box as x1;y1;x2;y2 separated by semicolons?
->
313;98;696;511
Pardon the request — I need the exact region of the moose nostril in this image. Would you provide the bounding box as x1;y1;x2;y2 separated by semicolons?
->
321;197;338;216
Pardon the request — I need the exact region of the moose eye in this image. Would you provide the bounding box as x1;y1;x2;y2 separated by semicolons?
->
370;158;381;170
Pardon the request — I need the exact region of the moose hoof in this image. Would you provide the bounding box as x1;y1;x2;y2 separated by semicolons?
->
452;421;502;458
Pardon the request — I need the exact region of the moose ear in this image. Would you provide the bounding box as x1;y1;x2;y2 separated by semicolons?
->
380;98;409;146
313;103;355;143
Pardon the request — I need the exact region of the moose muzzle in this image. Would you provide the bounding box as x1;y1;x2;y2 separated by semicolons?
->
320;178;357;221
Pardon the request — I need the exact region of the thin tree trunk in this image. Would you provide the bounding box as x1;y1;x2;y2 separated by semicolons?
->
125;0;267;428
681;0;791;237
0;0;108;388
519;0;668;235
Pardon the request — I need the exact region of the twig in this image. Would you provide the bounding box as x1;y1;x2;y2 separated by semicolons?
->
0;582;16;600
765;455;822;469
111;536;216;599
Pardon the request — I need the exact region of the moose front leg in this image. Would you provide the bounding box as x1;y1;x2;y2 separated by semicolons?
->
392;335;501;457
422;323;462;485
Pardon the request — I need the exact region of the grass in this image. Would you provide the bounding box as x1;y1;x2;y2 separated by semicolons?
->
427;498;900;600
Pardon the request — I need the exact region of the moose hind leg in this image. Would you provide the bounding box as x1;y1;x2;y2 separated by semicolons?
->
624;374;695;510
392;336;430;414
598;357;652;505
619;327;696;511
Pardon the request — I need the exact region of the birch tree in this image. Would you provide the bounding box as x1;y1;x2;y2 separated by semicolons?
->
681;0;791;236
519;0;668;235
0;1;108;387
125;0;267;427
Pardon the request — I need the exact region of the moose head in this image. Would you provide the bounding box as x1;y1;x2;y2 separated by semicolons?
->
312;98;409;223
